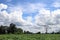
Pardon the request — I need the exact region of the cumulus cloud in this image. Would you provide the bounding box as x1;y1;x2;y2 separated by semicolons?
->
0;3;35;33
0;3;8;10
0;3;60;33
0;3;26;26
34;8;60;33
0;3;8;25
52;9;60;17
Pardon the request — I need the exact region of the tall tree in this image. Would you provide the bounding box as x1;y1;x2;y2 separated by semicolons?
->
8;23;17;34
0;25;7;34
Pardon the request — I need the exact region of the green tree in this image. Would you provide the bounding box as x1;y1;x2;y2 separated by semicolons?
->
8;23;17;34
36;32;41;34
16;28;23;34
0;25;8;34
0;25;3;34
24;31;33;34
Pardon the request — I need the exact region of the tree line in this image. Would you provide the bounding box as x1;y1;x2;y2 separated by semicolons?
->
0;23;60;34
0;23;23;34
0;23;39;34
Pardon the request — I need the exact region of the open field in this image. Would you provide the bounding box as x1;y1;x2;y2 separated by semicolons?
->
0;34;60;40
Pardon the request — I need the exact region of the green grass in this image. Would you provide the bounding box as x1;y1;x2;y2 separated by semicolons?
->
0;34;60;40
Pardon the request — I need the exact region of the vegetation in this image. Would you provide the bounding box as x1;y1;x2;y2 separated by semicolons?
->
0;23;60;34
0;23;23;34
0;34;60;40
0;23;60;40
0;23;34;34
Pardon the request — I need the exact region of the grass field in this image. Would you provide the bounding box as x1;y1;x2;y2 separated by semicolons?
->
0;34;60;40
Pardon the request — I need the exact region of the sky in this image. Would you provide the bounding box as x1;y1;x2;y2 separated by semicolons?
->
0;0;60;33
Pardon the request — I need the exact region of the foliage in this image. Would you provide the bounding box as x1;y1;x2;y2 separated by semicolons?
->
36;32;41;34
8;23;17;34
0;23;60;34
0;34;60;40
15;28;23;34
24;31;33;34
0;23;23;34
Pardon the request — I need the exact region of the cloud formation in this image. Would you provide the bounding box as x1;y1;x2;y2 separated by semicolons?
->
0;2;60;33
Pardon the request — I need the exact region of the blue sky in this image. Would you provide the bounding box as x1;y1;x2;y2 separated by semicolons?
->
0;0;60;33
0;0;59;11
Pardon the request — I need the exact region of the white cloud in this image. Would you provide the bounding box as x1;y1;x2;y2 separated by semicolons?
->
52;9;60;17
0;3;34;30
35;9;51;25
0;3;8;25
23;3;46;14
1;3;60;33
34;8;60;33
0;3;26;26
0;3;7;11
26;16;32;22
